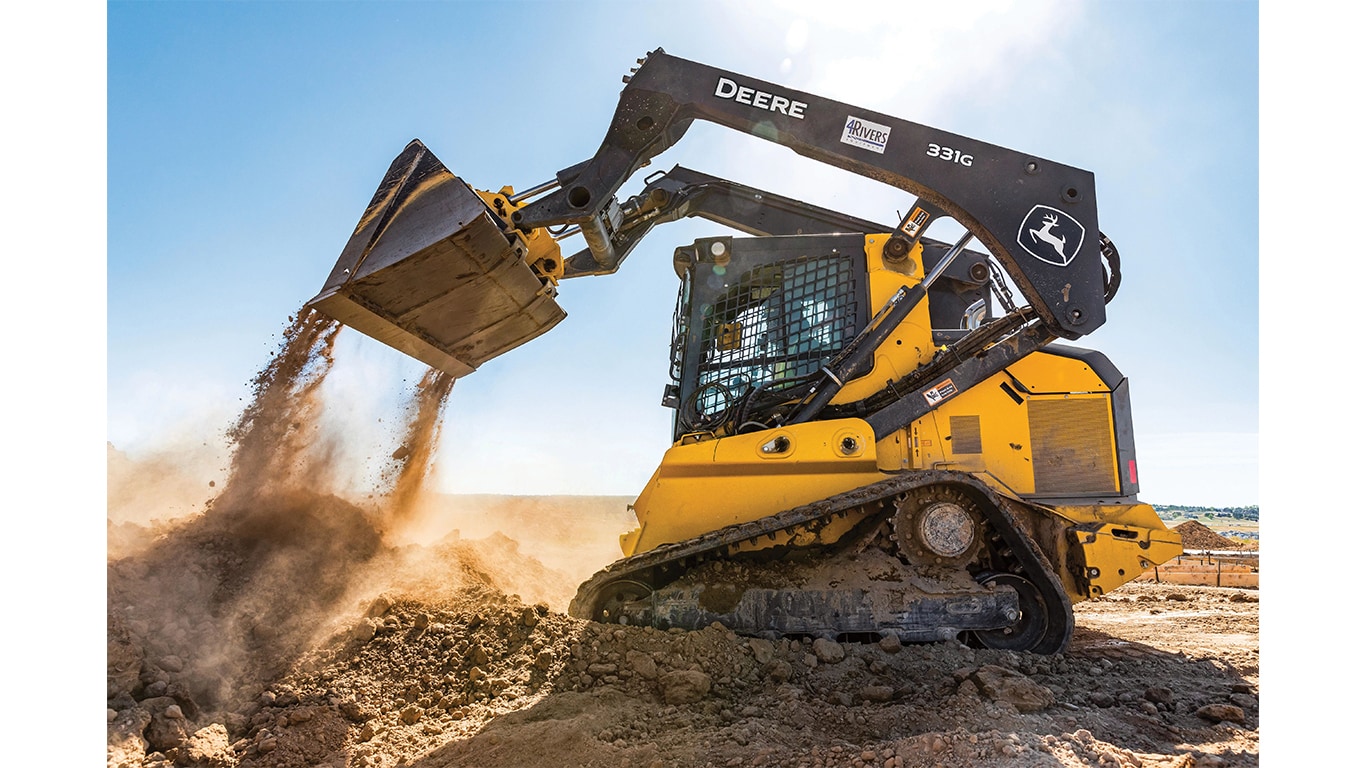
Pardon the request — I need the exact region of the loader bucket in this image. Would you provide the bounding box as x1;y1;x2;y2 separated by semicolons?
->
306;139;566;378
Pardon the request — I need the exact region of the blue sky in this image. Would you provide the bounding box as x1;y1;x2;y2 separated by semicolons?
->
100;0;1259;505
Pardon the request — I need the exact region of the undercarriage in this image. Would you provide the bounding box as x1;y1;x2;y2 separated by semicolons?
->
570;473;1075;654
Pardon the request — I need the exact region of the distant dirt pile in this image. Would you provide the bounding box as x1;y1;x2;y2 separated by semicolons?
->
1172;521;1245;551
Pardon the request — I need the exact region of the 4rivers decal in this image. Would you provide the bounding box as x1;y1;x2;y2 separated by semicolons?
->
841;116;891;154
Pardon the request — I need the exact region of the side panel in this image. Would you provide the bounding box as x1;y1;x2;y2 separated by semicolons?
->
624;419;885;555
906;347;1132;500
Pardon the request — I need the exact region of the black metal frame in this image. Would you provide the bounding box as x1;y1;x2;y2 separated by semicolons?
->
511;49;1108;340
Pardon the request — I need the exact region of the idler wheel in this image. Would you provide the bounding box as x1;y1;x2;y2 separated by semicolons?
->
968;572;1048;652
591;580;652;625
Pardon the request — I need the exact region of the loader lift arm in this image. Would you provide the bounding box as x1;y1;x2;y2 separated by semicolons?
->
559;165;887;278
562;165;997;335
511;49;1108;340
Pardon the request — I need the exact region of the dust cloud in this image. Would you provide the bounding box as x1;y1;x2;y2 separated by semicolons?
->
107;306;580;718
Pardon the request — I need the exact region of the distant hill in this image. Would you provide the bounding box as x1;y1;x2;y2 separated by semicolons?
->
1155;504;1258;521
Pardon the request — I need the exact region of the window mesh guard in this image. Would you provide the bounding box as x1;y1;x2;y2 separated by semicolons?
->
691;255;861;418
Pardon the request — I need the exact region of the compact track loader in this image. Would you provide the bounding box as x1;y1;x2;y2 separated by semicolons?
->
308;50;1181;654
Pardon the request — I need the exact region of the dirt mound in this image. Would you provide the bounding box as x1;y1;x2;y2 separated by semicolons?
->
111;496;1260;768
165;579;1255;768
106;491;583;763
1173;521;1245;551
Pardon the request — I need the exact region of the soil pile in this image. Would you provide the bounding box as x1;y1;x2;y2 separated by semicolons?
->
1172;521;1246;551
111;573;1259;768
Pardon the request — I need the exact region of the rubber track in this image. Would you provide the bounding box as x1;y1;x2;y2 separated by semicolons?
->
569;469;1075;653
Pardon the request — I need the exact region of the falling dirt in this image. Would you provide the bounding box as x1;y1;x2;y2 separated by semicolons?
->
383;368;456;531
107;308;470;759
107;309;1260;768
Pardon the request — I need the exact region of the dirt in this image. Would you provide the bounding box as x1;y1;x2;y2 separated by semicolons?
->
1170;522;1254;553
107;311;1260;767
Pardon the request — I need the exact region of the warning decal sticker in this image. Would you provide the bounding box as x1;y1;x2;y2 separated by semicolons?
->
922;378;958;406
899;206;931;239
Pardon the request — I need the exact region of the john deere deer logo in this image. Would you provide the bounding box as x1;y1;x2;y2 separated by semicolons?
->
1017;205;1084;267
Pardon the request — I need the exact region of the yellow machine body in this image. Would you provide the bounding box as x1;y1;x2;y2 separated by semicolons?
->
622;235;1177;601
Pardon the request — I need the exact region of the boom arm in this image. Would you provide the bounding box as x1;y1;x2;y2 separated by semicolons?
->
560;165;889;279
562;165;997;335
511;49;1107;340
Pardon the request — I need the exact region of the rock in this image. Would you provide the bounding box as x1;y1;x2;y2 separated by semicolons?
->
627;650;658;680
1195;703;1245;724
1144;686;1174;706
1088;692;1115;708
352;620;376;642
747;638;775;665
142;697;192;752
812;638;845;663
522;607;540;627
878;634;902;654
158;655;185;673
1229;692;1257;710
861;685;895;703
400;705;422;724
274;689;300;706
468;644;491;666
165;704;185;719
365;595;393;618
767;660;792;683
169;723;236;768
340;700;369;723
968;665;1055;712
107;707;152;768
660;669;712;704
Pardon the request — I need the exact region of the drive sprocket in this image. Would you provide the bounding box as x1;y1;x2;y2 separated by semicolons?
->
890;484;986;568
